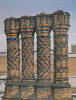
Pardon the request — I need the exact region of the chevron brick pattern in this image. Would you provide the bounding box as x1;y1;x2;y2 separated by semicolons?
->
3;10;72;100
22;37;34;79
7;38;20;81
37;36;51;80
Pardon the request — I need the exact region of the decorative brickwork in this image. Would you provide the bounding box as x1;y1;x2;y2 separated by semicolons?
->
36;13;53;100
3;10;72;100
7;38;20;81
20;15;36;99
3;17;20;100
52;10;73;100
21;15;35;80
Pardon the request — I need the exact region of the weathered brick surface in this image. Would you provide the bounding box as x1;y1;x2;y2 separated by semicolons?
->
21;16;35;79
5;17;20;82
53;10;70;83
53;10;72;100
36;13;54;99
53;88;72;100
20;86;35;99
2;10;73;100
5;86;19;98
3;17;20;100
0;55;7;74
20;15;36;99
68;57;76;76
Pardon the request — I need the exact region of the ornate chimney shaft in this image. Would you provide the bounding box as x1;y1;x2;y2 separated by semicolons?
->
3;18;20;100
20;16;36;99
53;10;72;100
36;14;54;100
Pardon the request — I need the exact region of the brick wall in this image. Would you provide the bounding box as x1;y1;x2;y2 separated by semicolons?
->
0;53;7;74
71;45;76;53
68;57;76;76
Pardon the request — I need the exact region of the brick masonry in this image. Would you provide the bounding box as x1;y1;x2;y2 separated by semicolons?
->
1;10;73;100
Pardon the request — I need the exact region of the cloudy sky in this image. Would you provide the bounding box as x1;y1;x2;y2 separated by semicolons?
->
0;0;76;52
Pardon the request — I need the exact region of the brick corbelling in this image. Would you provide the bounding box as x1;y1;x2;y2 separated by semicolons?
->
36;14;54;99
5;18;20;36
3;10;71;100
3;18;21;100
52;12;72;100
5;17;20;82
4;10;70;35
20;17;35;80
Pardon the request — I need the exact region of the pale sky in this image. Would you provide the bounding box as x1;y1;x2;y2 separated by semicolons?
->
0;0;76;52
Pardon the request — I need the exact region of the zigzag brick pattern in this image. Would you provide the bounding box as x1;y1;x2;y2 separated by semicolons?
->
22;37;34;79
3;10;73;100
